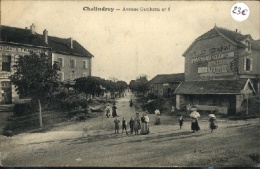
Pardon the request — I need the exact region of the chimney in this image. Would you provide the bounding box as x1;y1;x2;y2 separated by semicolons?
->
70;38;73;49
43;29;48;44
30;24;35;34
235;29;238;33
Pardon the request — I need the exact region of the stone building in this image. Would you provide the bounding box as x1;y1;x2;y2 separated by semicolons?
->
0;24;51;104
0;24;93;104
42;29;93;85
149;73;184;98
175;26;260;114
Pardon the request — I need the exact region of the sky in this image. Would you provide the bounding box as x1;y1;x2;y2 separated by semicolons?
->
1;1;260;83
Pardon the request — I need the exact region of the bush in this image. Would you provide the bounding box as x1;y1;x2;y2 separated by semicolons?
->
61;93;88;111
13;102;36;117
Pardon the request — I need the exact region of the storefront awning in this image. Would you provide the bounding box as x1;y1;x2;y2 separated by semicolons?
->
174;79;255;95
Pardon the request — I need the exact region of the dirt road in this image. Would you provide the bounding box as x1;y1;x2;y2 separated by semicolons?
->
1;91;260;167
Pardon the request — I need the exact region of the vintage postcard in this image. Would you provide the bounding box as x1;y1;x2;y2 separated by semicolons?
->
0;0;260;167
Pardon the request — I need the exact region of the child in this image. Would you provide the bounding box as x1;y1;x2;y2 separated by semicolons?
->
129;117;134;134
179;116;184;129
113;116;120;134
105;104;111;118
208;112;218;133
122;117;128;135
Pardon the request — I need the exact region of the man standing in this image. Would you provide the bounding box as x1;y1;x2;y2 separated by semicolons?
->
114;116;120;134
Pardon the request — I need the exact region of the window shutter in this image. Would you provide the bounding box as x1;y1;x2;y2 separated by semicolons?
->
58;72;64;81
61;58;64;67
244;57;246;71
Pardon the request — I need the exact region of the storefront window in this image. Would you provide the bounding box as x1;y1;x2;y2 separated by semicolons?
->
2;55;11;71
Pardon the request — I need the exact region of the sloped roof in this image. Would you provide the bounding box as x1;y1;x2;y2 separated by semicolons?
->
149;73;185;84
183;26;251;56
0;25;50;48
0;25;93;57
46;36;93;57
252;40;260;50
174;79;248;94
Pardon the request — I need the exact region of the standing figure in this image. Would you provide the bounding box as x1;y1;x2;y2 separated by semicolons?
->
208;112;218;133
179;116;184;129
134;113;141;130
122;117;128;134
144;113;150;134
129;99;133;107
113;116;120;134
112;103;117;117
155;108;161;125
129;117;135;134
105;104;111;118
133;119;139;135
190;107;200;133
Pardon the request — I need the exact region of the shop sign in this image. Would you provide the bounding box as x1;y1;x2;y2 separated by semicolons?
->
191;52;234;63
0;45;45;54
188;44;232;58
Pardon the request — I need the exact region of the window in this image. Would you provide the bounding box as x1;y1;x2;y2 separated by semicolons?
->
83;60;88;69
57;58;64;67
70;71;76;80
2;55;11;71
245;40;251;52
58;72;64;81
70;59;76;68
244;57;252;72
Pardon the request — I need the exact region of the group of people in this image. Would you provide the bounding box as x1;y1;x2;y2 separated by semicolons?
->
106;101;218;135
113;113;150;135
105;103;117;118
178;106;218;133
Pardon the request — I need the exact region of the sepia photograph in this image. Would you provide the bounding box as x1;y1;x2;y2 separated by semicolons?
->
0;0;260;167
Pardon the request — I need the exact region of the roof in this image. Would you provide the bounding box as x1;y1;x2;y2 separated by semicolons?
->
174;79;248;94
0;25;93;57
0;25;50;48
46;36;93;57
252;40;260;50
149;73;185;84
183;26;252;56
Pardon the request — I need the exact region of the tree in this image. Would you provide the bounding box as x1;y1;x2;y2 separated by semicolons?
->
74;76;102;99
116;80;128;97
10;53;60;128
129;75;150;98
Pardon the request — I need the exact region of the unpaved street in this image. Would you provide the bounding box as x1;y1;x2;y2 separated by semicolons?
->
0;91;260;167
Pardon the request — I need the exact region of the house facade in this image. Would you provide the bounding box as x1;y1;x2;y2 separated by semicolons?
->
42;30;93;84
0;24;51;104
175;26;260;114
0;24;93;104
149;73;184;98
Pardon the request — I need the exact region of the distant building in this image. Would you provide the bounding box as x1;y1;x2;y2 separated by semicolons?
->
175;26;260;114
149;73;184;98
0;24;93;104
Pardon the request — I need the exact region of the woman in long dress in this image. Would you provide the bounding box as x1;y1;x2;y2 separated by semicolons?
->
190;107;200;133
112;103;117;117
